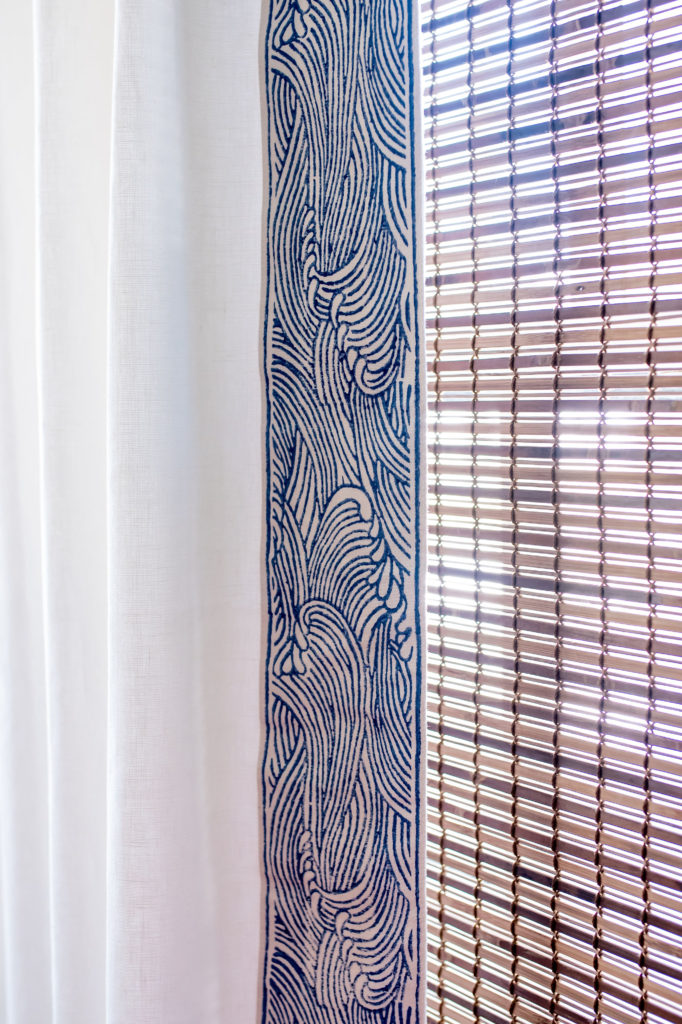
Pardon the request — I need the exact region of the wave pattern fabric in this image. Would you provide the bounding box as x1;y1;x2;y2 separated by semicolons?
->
263;1;422;1022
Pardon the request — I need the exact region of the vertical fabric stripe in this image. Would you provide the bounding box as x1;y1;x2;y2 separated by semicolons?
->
262;1;424;1021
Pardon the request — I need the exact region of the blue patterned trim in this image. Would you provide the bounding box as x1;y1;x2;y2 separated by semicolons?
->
262;2;422;1020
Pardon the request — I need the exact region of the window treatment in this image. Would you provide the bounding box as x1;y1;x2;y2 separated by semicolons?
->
0;2;263;1022
6;0;682;1022
423;0;682;1021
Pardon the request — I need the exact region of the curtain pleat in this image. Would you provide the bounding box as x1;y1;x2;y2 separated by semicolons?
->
107;2;215;1019
0;2;264;1021
33;2;111;1018
0;4;52;1022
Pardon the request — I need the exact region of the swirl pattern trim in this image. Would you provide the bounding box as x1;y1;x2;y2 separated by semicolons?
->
262;2;422;1021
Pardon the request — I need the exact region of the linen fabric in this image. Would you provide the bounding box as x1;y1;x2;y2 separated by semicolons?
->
0;2;263;1021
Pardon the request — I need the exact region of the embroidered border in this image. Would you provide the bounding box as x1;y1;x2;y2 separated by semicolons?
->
262;2;421;1020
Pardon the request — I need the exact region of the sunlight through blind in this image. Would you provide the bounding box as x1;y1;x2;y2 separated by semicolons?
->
421;0;682;1021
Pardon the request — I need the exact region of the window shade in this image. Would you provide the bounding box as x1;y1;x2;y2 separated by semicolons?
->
421;0;682;1021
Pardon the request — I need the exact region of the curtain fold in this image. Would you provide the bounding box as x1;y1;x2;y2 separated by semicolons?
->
34;2;111;1017
0;4;52;1021
1;2;264;1021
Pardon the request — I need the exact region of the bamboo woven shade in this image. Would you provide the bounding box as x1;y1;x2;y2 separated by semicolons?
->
422;0;682;1021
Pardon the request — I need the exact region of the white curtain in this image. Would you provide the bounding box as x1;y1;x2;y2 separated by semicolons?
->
0;2;263;1022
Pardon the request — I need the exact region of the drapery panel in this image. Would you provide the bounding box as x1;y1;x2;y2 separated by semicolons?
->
262;2;424;1022
1;2;426;1022
0;2;263;1022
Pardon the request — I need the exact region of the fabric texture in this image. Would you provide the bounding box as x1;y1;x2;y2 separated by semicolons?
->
262;2;423;1022
0;2;263;1021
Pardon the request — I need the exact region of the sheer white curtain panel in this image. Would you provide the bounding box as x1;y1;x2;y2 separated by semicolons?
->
0;2;264;1022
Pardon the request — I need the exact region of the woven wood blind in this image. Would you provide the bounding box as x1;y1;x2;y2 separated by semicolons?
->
422;0;682;1021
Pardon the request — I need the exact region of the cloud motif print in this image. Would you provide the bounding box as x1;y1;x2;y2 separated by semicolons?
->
262;2;422;1022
